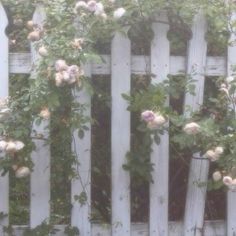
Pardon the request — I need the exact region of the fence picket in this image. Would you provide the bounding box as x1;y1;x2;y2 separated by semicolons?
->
183;13;209;236
71;63;92;235
29;5;50;228
111;28;131;236
150;12;170;236
227;11;236;236
0;2;9;235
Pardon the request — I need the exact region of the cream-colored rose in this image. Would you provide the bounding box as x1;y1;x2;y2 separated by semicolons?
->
15;167;30;178
212;171;222;182
183;122;200;135
55;73;64;87
55;60;68;72
215;146;224;155
38;46;48;57
205;150;219;161
147;115;166;130
223;176;233;186
39;108;50;119
27;31;41;41
5;141;16;153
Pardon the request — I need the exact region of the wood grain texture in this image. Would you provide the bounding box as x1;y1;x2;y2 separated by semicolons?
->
150;12;170;236
9;53;227;77
111;28;131;236
11;221;226;236
30;5;50;228
71;63;92;236
0;2;9;234
183;13;209;236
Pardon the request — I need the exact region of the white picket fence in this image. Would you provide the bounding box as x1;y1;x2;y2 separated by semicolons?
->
0;3;236;236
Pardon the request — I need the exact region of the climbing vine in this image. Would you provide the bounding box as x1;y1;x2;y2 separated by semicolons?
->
1;0;236;232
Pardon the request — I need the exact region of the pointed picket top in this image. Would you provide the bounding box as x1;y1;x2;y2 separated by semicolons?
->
227;10;236;236
150;11;170;236
30;4;50;228
111;27;131;236
31;4;46;65
0;2;9;235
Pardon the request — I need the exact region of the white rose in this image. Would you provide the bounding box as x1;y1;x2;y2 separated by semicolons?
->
14;141;25;151
212;171;222;182
15;167;30;178
75;1;88;11
113;7;126;19
94;2;105;16
183;122;200;135
226;76;235;84
215;146;224;155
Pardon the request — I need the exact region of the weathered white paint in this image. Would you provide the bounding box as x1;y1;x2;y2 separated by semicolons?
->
150;12;170;236
183;13;209;236
9;53;227;77
0;2;9;235
71;63;92;236
227;11;236;236
111;28;131;236
11;221;226;236
30;5;50;228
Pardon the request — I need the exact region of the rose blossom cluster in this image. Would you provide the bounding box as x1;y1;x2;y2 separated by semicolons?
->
212;171;236;190
141;110;167;130
0;97;11;122
27;21;43;42
0;140;25;154
75;1;126;19
54;60;83;87
204;146;224;162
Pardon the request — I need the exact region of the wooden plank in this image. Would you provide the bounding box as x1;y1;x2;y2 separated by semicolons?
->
111;28;131;236
150;12;170;236
71;63;92;235
9;53;227;77
183;13;209;236
0;2;9;234
227;11;236;236
11;221;226;236
30;5;50;228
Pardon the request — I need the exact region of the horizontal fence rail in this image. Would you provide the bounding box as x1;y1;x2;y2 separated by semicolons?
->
9;53;227;76
0;2;235;236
